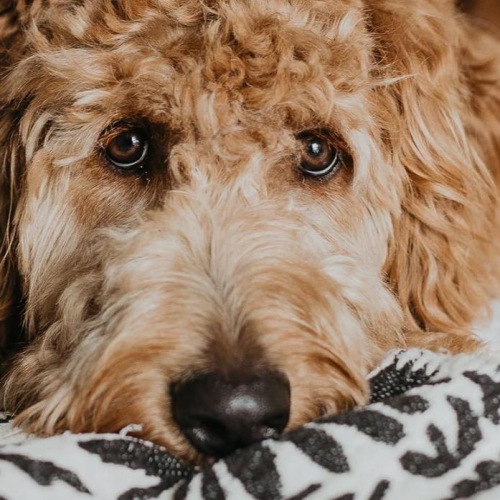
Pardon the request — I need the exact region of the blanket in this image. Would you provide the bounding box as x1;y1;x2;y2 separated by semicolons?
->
2;347;500;499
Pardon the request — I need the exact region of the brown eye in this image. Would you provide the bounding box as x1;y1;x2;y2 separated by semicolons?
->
297;131;340;177
105;128;149;169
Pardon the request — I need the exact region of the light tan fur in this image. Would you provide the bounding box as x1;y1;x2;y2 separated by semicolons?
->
0;0;499;463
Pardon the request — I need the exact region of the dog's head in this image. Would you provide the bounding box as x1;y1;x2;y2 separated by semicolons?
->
0;0;498;463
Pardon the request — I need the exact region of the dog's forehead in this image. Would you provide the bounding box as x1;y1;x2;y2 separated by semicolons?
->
26;0;372;134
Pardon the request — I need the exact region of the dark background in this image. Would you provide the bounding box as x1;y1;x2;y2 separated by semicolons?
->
461;0;500;31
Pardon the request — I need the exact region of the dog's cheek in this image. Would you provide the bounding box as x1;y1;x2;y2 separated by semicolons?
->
15;152;87;326
8;311;206;463
284;199;404;379
272;319;371;428
245;266;375;426
16;145;160;323
67;155;164;230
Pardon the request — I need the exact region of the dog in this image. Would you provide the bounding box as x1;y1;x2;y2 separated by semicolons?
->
0;0;499;464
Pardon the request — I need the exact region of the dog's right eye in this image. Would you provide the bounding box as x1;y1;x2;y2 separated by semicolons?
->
297;131;340;178
104;128;149;170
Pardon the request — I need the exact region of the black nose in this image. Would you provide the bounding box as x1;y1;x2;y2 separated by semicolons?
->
171;371;290;457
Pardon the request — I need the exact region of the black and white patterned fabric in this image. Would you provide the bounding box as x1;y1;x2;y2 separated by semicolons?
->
3;348;500;499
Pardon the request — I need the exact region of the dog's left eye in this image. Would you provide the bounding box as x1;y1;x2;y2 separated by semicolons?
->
297;132;340;177
105;128;149;169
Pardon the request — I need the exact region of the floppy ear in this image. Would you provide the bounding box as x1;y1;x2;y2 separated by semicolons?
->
0;1;26;358
0;134;22;360
369;0;500;336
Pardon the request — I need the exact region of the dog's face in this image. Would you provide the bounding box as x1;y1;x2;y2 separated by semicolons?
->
0;0;498;463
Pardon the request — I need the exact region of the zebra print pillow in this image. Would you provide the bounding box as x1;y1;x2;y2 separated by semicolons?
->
1;348;500;499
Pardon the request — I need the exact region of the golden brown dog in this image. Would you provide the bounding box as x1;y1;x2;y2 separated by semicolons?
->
0;0;499;464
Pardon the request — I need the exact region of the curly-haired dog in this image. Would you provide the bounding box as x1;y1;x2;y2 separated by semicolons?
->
0;0;499;463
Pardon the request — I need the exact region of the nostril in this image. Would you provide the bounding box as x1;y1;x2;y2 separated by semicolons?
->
170;370;290;457
183;417;231;456
261;413;290;435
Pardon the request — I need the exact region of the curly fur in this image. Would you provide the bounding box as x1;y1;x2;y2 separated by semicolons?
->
0;0;499;463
